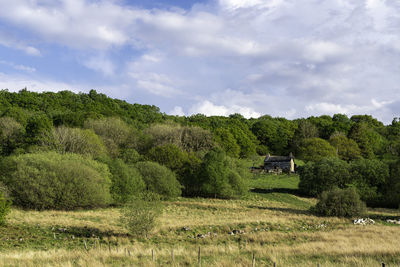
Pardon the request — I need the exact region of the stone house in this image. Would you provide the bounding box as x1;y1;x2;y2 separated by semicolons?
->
264;153;295;173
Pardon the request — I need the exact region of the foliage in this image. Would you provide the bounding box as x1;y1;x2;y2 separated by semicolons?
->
145;123;214;153
120;191;163;238
52;126;107;157
84;117;134;157
313;187;367;217
298;158;350;196
349;159;389;204
213;128;240;158
0;152;111;210
135;161;182;199
0;117;25;156
197;148;248;198
382;160;400;208
101;158;145;204
329;133;361;161
0;183;11;226
298;138;337;162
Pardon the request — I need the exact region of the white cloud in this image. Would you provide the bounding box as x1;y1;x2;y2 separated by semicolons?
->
130;72;181;97
0;32;41;56
0;60;36;73
189;100;261;118
0;72;80;93
170;106;185;116
83;56;115;76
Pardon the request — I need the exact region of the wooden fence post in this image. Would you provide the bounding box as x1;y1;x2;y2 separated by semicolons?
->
152;249;154;262
252;253;255;267
171;248;174;263
382;263;385;267
273;262;276;267
198;247;201;267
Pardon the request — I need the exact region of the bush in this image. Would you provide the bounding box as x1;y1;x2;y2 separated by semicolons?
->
0;152;112;210
120;191;163;238
135;161;182;199
103;158;145;204
298;157;350;196
0;183;11;226
198;148;249;199
313;187;367;217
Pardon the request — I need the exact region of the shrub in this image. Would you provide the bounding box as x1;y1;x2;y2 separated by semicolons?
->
0;152;112;210
298;157;350;196
135;161;182;199
120;191;163;238
0;183;11;226
313;187;367;217
198;148;249;199
103;158;145;204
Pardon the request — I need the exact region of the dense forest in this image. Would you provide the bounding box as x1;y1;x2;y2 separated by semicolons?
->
0;89;399;210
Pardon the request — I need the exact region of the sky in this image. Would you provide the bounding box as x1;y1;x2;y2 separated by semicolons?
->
0;0;399;123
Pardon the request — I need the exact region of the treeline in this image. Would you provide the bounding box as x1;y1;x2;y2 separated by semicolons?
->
0;89;399;209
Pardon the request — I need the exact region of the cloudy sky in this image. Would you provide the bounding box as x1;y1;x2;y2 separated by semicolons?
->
0;0;399;123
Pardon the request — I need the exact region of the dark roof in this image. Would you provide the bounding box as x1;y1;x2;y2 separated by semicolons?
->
264;155;293;163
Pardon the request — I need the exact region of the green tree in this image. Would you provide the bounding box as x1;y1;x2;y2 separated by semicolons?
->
103;158;145;204
299;157;350;196
135;161;182;199
298;138;337;162
0;117;25;155
329;134;361;161
349;159;389;204
213;128;240;158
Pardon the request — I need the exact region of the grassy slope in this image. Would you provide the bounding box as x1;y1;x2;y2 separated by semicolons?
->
1;171;400;266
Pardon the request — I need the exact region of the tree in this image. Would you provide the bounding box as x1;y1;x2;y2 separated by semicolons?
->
103;158;145;204
349;159;389;204
213;128;240;158
0;117;24;155
25;113;53;145
298;138;337;162
135;161;182;199
313;187;366;217
197;148;248;198
329;134;361;161
146;144;188;172
52;126;107;157
84;117;133;157
298;158;350;196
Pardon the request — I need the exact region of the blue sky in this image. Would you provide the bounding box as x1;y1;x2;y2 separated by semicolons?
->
0;0;399;123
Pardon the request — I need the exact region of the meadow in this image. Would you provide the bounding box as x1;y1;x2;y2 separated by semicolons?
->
1;173;400;267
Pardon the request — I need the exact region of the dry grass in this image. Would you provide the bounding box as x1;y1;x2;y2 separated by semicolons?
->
1;194;400;266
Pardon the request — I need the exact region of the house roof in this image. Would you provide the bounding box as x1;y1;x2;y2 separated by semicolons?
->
264;154;294;163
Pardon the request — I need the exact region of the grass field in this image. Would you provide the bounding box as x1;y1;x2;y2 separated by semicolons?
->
1;172;400;266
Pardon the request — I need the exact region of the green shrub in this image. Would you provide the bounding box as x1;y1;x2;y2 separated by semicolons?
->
120;191;163;238
135;161;182;199
0;152;112;210
0;183;11;226
104;158;145;204
298;157;350;196
198;148;249;199
313;187;367;217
